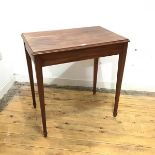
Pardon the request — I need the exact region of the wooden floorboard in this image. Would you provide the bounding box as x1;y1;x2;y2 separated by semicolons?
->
0;85;155;155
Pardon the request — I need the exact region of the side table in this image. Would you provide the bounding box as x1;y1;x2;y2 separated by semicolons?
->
22;26;129;137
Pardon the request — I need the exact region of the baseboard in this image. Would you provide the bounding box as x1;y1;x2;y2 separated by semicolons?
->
14;74;155;92
14;74;115;89
0;76;15;99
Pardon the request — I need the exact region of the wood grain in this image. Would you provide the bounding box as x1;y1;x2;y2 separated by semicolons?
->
22;26;129;55
0;85;155;155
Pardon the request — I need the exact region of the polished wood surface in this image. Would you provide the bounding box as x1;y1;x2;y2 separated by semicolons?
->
22;26;129;136
22;26;129;55
93;58;99;95
113;43;128;117
0;85;155;155
25;44;36;108
35;58;47;137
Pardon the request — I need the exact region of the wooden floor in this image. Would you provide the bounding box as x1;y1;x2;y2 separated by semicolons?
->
0;84;155;155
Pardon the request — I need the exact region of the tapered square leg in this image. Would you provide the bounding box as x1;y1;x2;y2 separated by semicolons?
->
113;43;128;117
93;58;99;95
35;59;47;137
24;44;36;108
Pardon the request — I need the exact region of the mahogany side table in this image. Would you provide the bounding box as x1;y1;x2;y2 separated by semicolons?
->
22;26;129;137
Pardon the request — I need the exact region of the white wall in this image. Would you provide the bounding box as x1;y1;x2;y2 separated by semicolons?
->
0;51;14;99
0;0;155;92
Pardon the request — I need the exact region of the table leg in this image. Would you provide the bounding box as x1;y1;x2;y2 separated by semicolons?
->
93;58;99;95
24;44;36;108
35;59;47;137
113;43;128;117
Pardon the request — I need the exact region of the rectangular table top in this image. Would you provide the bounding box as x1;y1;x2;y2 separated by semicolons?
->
22;26;129;56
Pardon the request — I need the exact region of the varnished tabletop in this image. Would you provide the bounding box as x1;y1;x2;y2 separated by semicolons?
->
22;26;129;55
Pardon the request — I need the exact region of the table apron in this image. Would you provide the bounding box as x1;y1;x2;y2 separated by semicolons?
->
34;43;126;67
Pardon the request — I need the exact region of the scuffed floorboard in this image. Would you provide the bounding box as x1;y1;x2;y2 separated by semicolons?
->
0;84;155;155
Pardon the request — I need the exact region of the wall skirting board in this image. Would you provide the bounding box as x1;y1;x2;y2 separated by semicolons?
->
0;74;155;105
14;74;155;92
14;74;116;89
0;76;15;99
